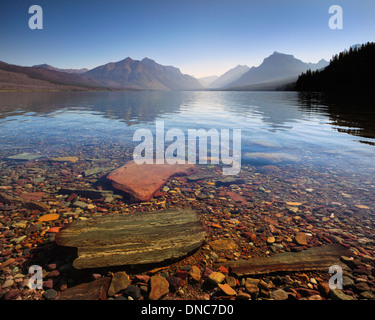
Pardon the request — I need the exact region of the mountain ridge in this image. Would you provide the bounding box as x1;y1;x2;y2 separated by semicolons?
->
83;57;203;90
224;52;328;89
207;65;250;89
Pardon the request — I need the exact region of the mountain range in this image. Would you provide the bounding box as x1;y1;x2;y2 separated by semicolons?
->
202;52;328;90
0;51;329;91
33;64;89;74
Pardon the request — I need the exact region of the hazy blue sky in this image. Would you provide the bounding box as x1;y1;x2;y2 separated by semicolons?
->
1;0;374;77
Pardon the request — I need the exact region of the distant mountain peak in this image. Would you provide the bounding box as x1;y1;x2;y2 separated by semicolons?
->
224;51;329;89
83;57;203;90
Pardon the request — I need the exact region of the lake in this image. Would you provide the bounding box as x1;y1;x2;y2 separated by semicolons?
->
1;90;375;174
1;90;375;301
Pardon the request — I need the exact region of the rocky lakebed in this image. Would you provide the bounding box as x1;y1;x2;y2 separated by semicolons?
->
0;145;375;301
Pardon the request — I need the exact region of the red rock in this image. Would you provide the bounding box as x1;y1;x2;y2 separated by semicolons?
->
5;289;20;300
43;279;54;289
176;270;189;280
47;227;61;233
225;191;248;204
217;266;229;275
47;270;60;278
241;232;256;242
134;275;150;283
19;192;46;201
67;193;78;202
106;161;198;202
202;267;213;279
58;277;111;300
296;288;320;297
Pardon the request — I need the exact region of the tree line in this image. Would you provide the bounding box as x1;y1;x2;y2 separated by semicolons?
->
295;42;375;92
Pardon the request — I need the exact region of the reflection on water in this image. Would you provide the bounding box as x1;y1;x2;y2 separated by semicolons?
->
297;92;375;142
0;90;374;171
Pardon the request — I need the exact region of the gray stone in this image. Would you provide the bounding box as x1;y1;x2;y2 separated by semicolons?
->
123;285;142;300
220;244;349;276
43;289;58;300
343;275;354;288
271;289;289;300
108;271;130;296
4;153;45;161
55;209;206;269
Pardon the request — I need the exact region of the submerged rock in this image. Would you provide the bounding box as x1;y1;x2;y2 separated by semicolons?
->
58;277;111;300
55;208;206;269
149;275;169;300
106;161;198;202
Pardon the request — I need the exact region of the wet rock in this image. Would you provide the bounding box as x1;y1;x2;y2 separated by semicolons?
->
294;232;308;246
360;291;375;299
225;275;237;288
330;289;355;300
167;276;185;293
221;244;349;276
108;271;130;296
4;153;45;161
123;285;142;300
51;157;79;163
218;283;237;296
19;192;46;201
58;277;111;300
267;236;275;244
58;188;113;200
149;275;169;300
215;177;245;187
55;208;206;269
245;278;260;295
271;289;289;300
43;289;58;300
84;167;114;177
2;279;14;288
38;213;59;222
208;272;225;285
189;266;201;282
354;282;370;292
208;239;239;251
106;161;198;202
4;289;20;300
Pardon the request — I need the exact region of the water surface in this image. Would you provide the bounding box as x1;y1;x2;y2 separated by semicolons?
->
0;91;375;176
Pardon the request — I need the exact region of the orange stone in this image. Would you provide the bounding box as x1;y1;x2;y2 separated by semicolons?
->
47;227;61;233
51;157;79;163
38;213;60;222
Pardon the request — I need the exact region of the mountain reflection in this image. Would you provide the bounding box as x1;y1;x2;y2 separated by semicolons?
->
0;91;184;125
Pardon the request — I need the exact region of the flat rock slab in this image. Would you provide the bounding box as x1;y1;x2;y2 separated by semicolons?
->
55;208;206;269
106;161;198;202
0;192;49;212
220;244;350;276
3;153;45;161
58;277;111;300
